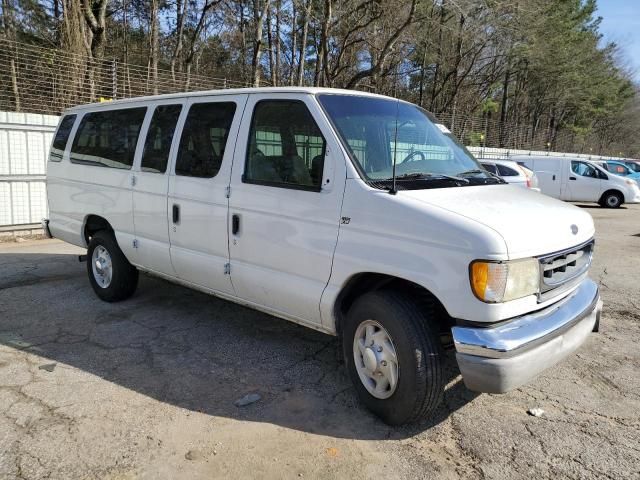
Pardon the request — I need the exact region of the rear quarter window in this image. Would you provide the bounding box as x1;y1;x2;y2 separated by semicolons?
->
49;114;77;162
70;107;147;169
496;164;519;176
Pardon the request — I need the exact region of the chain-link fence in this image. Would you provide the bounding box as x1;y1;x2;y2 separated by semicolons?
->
0;38;635;161
0;38;251;116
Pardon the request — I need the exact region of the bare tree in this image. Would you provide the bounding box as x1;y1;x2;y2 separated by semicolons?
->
250;0;271;87
1;0;20;110
149;0;160;94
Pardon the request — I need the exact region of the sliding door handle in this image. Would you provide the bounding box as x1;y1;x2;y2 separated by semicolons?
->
232;214;240;235
172;204;180;224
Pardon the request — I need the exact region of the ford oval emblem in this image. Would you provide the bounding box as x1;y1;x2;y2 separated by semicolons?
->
571;224;579;235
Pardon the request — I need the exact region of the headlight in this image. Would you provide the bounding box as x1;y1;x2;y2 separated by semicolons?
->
470;258;539;303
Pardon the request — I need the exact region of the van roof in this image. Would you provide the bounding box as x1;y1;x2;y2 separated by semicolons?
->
64;87;398;113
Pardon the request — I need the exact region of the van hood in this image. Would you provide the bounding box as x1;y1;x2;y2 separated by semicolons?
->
401;185;595;258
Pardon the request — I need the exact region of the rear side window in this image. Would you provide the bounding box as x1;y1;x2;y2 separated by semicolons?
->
481;163;498;175
175;102;236;178
244;100;326;190
71;108;146;169
141;105;182;173
496;164;519;176
49;114;77;162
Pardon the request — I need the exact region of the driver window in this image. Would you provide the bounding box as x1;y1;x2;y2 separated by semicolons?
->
244;100;326;191
571;161;598;178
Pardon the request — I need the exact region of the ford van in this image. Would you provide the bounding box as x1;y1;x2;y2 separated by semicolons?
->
44;88;603;425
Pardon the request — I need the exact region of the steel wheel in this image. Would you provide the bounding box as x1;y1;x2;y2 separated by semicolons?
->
605;194;621;208
353;320;399;399
91;245;113;288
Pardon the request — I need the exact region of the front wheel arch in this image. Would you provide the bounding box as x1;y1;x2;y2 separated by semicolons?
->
333;273;453;344
599;189;624;208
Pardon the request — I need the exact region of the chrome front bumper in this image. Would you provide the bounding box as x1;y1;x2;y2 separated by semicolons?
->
452;278;602;393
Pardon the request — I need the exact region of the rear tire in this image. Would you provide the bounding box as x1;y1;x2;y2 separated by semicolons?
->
87;230;138;302
601;191;623;208
342;290;444;425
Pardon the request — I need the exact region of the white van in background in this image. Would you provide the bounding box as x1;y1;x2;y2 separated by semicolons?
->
515;155;640;208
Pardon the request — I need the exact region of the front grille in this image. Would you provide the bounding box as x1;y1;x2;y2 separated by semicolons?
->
538;240;594;300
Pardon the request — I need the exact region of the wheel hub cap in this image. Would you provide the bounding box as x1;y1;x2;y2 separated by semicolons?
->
353;320;399;399
363;347;378;372
91;245;112;289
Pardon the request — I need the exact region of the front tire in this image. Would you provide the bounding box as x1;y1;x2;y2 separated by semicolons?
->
601;191;623;208
87;230;138;302
343;290;444;425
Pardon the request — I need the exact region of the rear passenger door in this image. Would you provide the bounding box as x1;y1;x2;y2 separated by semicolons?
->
227;93;346;325
132;102;183;275
528;159;562;198
167;95;248;294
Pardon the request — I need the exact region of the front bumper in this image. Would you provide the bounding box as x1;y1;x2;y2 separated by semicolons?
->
452;278;602;393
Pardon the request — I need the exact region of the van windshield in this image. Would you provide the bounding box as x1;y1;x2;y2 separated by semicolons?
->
318;94;499;189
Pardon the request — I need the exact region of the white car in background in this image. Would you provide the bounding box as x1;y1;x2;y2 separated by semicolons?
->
480;158;540;191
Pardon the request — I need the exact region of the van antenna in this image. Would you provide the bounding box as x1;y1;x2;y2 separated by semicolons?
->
390;100;400;195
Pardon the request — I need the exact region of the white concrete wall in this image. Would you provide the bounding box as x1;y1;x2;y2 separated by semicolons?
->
0;110;638;230
0;111;58;227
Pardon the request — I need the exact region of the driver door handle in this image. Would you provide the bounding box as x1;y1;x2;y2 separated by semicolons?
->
569;176;577;180
232;214;240;235
172;204;180;224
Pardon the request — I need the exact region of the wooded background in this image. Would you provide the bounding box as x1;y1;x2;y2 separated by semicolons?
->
1;0;639;156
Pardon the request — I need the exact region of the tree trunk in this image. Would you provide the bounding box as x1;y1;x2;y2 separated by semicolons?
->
274;0;281;86
430;0;446;111
251;0;272;87
267;6;275;84
297;0;311;86
418;44;427;107
2;0;20;111
171;0;187;84
82;0;108;101
313;0;332;87
499;67;510;147
149;0;159;95
289;0;296;85
239;1;247;82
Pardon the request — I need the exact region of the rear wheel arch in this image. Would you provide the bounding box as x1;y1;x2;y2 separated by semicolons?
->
83;215;114;246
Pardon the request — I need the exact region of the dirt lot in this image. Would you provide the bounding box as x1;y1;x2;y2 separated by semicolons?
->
0;204;639;479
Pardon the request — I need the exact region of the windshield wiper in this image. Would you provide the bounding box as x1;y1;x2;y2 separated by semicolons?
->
390;172;470;183
458;169;506;183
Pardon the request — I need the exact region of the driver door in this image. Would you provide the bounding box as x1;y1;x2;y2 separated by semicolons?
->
566;161;602;202
227;93;346;325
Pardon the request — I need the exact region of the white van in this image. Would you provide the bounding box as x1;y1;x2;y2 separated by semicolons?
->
44;88;602;425
515;155;640;208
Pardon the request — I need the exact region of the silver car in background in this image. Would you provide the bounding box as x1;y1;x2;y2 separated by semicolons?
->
480;158;540;191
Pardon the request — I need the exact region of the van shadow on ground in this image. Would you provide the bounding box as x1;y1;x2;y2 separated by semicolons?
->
0;250;479;440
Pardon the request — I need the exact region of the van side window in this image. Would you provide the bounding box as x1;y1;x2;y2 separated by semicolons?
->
571;161;598;179
175;102;236;178
244;100;326;191
70;108;146;169
49;114;77;162
141;105;182;173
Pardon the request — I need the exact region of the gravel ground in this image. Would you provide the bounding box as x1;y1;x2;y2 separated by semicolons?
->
0;204;638;479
